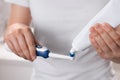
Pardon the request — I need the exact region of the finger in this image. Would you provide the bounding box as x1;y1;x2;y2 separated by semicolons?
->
10;36;26;58
103;23;120;47
35;38;43;46
90;34;108;59
6;40;17;54
23;29;36;60
103;24;120;57
6;40;27;59
17;34;32;61
91;23;113;59
90;24;108;52
89;33;99;49
94;24;118;54
95;35;113;59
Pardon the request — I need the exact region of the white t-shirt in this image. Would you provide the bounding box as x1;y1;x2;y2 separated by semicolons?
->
5;0;115;80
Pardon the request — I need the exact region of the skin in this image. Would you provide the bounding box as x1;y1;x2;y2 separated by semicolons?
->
89;23;120;64
4;4;120;63
4;4;37;61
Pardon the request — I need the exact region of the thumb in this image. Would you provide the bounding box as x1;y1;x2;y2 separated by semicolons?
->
34;38;43;47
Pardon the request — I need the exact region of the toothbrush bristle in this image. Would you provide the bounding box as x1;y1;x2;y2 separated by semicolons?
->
69;52;75;57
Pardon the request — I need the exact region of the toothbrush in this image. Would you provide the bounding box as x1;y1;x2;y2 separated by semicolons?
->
36;45;74;60
4;43;74;60
69;0;120;56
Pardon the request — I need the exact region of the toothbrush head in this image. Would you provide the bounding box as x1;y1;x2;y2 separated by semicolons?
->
36;45;50;58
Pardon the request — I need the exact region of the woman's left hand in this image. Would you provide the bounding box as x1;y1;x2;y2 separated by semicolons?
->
89;23;120;61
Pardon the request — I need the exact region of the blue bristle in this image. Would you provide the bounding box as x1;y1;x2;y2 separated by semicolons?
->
69;52;75;57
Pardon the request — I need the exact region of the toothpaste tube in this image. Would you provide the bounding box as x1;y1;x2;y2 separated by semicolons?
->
69;0;120;56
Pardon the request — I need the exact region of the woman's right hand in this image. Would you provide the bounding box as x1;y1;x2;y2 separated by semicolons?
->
4;23;36;61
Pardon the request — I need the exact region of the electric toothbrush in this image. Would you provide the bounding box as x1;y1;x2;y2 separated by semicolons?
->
4;43;74;60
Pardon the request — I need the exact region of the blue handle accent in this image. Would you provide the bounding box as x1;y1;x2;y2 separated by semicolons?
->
36;45;50;58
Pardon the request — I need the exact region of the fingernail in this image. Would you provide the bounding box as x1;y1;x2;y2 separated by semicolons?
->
103;24;111;32
93;31;98;36
91;37;95;43
32;56;36;60
89;27;98;36
90;27;95;32
89;34;93;39
95;26;103;32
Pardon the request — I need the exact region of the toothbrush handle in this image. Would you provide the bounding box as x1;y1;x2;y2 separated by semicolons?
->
4;43;50;59
4;43;74;60
36;45;50;58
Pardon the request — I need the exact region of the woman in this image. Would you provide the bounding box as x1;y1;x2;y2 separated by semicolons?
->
4;0;120;80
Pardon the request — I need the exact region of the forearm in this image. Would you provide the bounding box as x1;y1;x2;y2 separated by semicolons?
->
7;4;31;27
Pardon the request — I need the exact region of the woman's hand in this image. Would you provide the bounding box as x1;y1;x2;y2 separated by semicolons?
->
4;23;36;61
89;23;120;62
